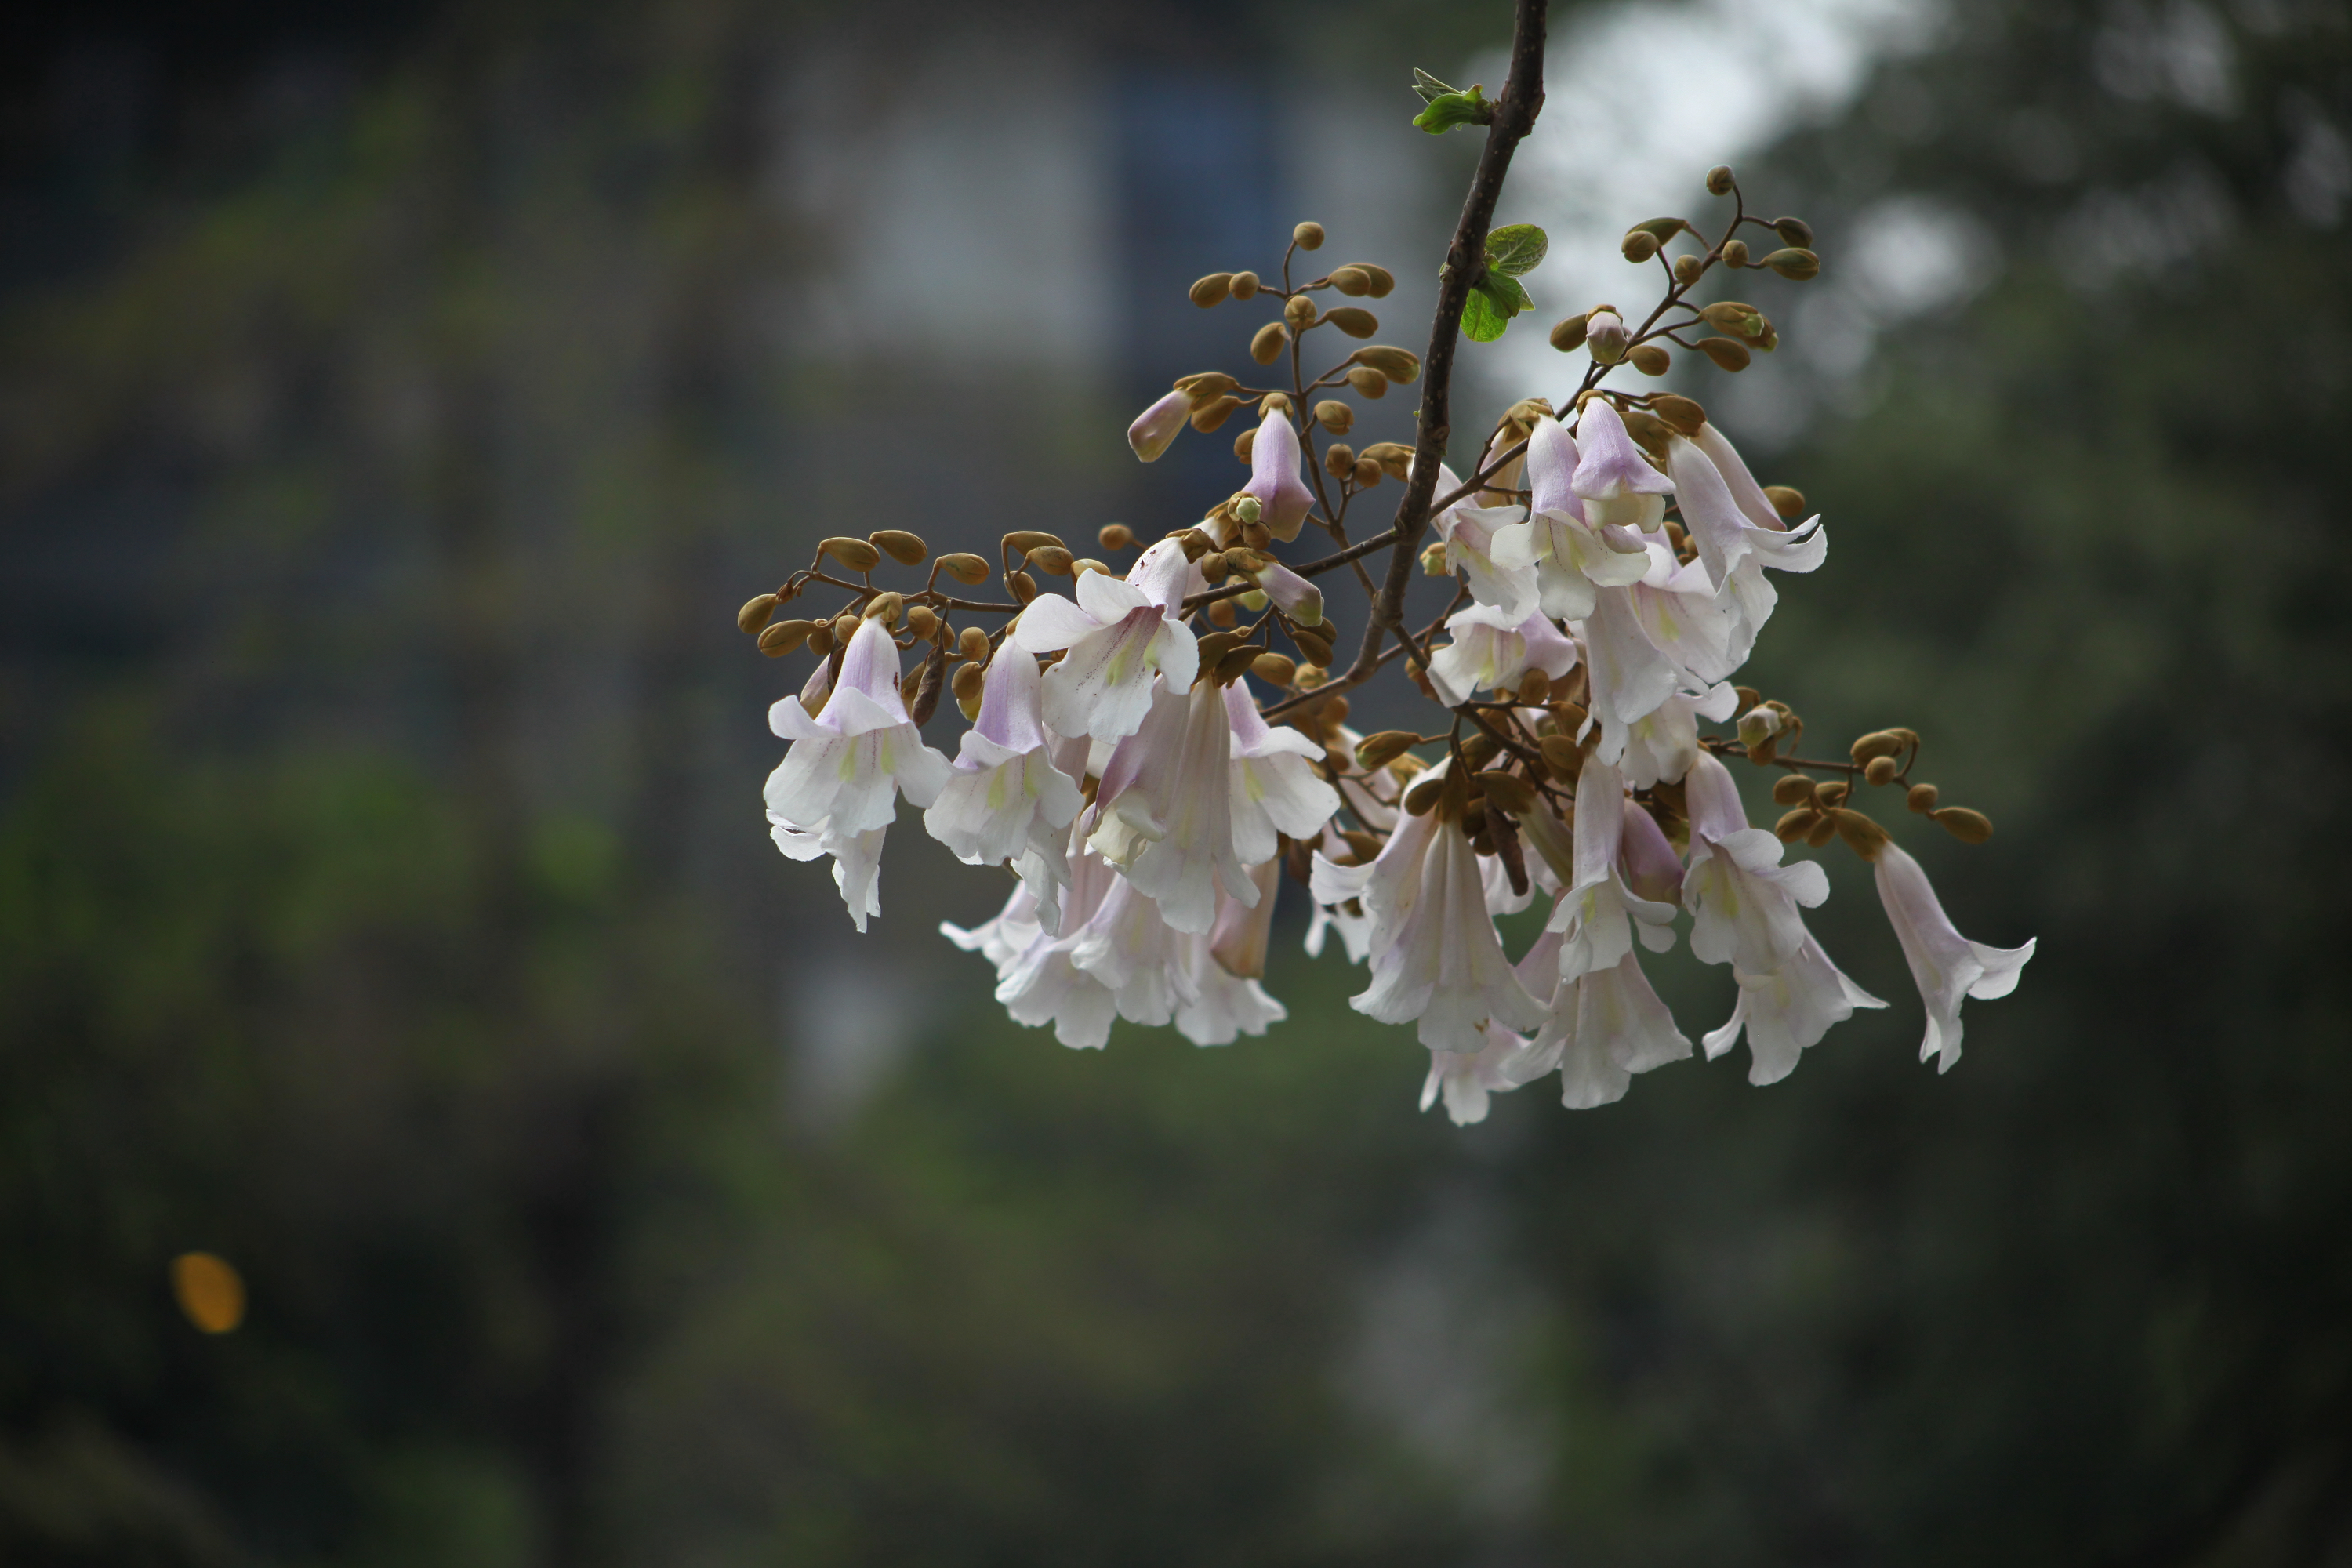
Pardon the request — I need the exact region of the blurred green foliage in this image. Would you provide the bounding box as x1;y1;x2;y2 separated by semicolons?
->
2;0;2350;1564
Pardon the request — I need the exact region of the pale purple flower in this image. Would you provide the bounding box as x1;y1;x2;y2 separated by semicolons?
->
1570;398;1674;532
1490;416;1653;619
1680;751;1828;974
1010;539;1201;741
1538;756;1678;984
1127;388;1191;462
764;615;952;932
1703;936;1886;1086
1223;682;1342;865
1599;680;1740;789
1421;1018;1537;1126
1666;433;1826;654
1875;840;2035;1072
1090;681;1247;934
1433;461;1540;621
1243;410;1316;541
1426;601;1580;708
1235;556;1324;626
1348;815;1546;1054
924;648;1085;916
1509;929;1692;1109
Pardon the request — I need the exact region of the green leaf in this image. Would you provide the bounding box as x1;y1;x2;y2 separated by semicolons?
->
1460;274;1531;343
1485;223;1548;277
1413;88;1490;135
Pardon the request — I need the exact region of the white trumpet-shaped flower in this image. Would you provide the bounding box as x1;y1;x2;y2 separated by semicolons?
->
1490;416;1653;619
1011;539;1201;742
1680;751;1829;974
1432;462;1540;621
1599;679;1740;789
1570;398;1675;532
1426;602;1580;707
1666;433;1826;658
1703;936;1886;1086
1421;1018;1538;1127
1874;840;2035;1073
1243;410;1316;541
1533;757;1678;985
1347;815;1547;1054
924;648;1084;906
1508;928;1692;1110
947;842;1121;1050
765;615;952;932
1223;682;1342;864
1089;681;1247;934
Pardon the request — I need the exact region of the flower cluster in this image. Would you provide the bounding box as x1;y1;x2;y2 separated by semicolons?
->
739;145;2034;1122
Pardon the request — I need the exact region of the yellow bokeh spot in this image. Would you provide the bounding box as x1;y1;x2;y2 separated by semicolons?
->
171;1252;245;1334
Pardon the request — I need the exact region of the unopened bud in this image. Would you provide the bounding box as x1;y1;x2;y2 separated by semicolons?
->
1831;808;1890;859
1251;652;1297;685
1175;371;1240;401
1672;254;1703;286
1761;247;1820;281
1516;668;1551;705
1324;442;1355;479
1007;571;1037;604
1190;394;1244;433
1356;731;1417;770
870;529;927;565
1330;266;1372;296
1356;263;1396;297
1200;553;1231;586
1738;705;1783;751
1812;779;1851;808
1250;321;1288;365
863;591;904;624
1772;216;1813;249
1705;164;1736;195
1849;731;1907;764
1002;529;1062;557
1098;523;1134;550
952;660;985;706
1293;221;1325;250
1292;624;1335;666
1348;345;1421;384
1473;771;1536;816
818;535;881;572
1621;229;1661;263
957;626;991;663
1548;314;1588;353
737;593;779;633
1230;270;1260;300
1362;441;1416;480
1214;642;1263;684
1775;808;1820;842
1697;337;1752;372
831;614;859;645
1345;365;1388;399
804;622;834;658
1323;307;1378;339
1585;310;1628;364
1352;456;1382;488
1907;782;1940;814
1312;399;1354;435
1072;557;1109;578
1419;542;1450;576
1189;272;1233;307
1933;806;1994;844
1805;812;1838;848
1621;408;1673;458
757;617;815;655
1629;343;1671;377
1403;772;1445;817
1552;702;1588;736
905;604;938;639
1864;755;1900;786
1770;775;1814;806
1233;426;1257;462
1283;294;1316;329
938;552;990;585
1700;300;1769;339
1651;393;1707;435
1026;546;1074;576
1721;238;1750;269
1764;485;1806;518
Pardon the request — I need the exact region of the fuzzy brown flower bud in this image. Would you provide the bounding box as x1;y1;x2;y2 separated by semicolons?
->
1907;782;1940;814
1323;307;1378;339
1933;806;1994;844
1189;272;1233;307
1230;270;1260;300
1348;346;1421;384
1629;343;1671;376
818;536;880;572
1764;485;1806;518
1098;523;1134;551
938;552;990;585
1250;322;1288;365
1548;314;1589;353
757;617;816;656
738;593;779;634
869;529;927;566
1706;164;1736;195
1293;221;1325;250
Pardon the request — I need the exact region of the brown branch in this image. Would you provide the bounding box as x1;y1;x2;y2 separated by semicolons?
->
1344;0;1548;688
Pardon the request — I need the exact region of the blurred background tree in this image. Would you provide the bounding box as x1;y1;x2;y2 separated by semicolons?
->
1;0;2347;1564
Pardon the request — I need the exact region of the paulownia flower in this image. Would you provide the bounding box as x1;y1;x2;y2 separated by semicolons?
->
1680;750;1828;975
1703;936;1886;1086
1426;602;1580;708
924;647;1085;923
1490;416;1653;619
1011;539;1201;742
1127;389;1190;461
1875;840;2035;1072
1243;409;1316;541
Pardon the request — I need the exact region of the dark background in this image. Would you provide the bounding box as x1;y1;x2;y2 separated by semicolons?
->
3;0;2349;1563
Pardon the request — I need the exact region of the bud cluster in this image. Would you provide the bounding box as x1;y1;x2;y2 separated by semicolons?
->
742;99;2032;1120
